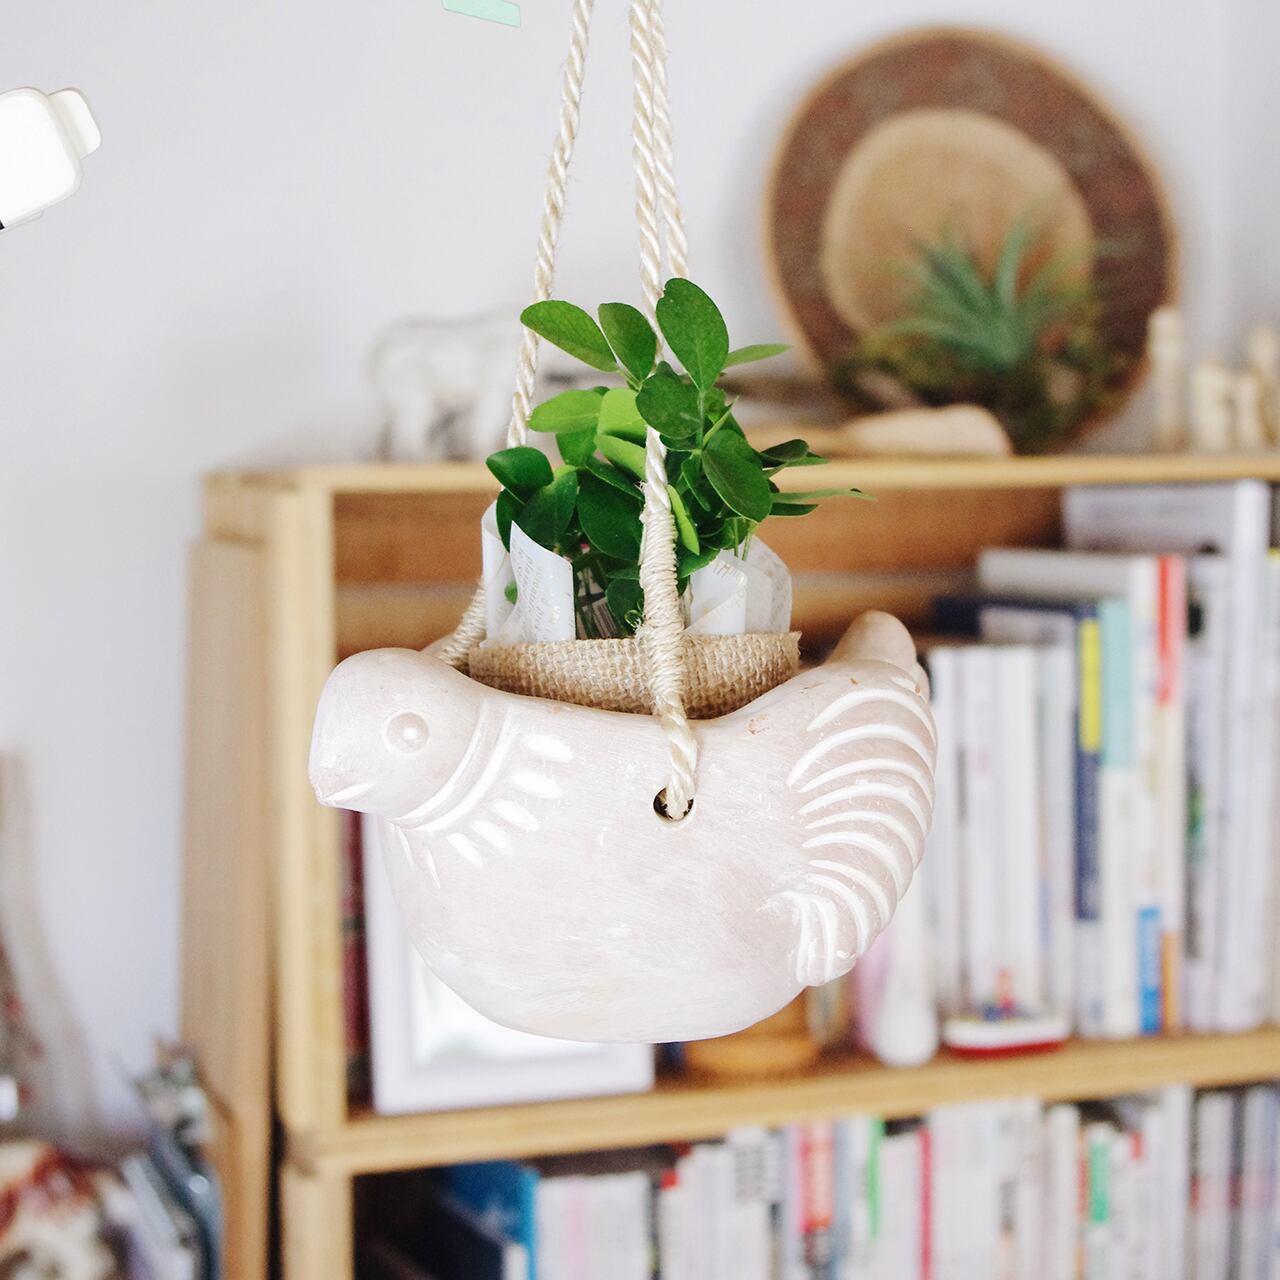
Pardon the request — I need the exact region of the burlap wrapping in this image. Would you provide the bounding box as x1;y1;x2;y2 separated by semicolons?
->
467;632;801;718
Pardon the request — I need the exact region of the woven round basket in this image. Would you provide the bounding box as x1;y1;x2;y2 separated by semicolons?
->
467;632;801;718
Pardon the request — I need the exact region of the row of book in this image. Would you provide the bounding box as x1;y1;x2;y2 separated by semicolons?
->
363;1082;1280;1280
918;480;1280;1038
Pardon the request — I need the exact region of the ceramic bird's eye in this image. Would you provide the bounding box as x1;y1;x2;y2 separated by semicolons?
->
386;711;429;753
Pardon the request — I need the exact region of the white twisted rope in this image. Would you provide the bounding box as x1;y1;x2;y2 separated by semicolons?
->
644;0;690;280
435;0;597;668
627;0;665;322
507;0;596;447
628;0;697;816
441;0;698;818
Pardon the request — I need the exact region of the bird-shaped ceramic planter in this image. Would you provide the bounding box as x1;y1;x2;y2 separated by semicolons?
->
309;612;937;1043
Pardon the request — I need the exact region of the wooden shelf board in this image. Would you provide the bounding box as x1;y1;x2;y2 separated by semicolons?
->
289;1030;1280;1175
216;452;1280;498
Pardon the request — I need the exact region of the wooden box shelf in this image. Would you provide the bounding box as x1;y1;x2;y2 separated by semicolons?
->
291;1031;1280;1178
183;451;1280;1280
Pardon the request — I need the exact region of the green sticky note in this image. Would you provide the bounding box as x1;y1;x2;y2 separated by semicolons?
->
443;0;520;26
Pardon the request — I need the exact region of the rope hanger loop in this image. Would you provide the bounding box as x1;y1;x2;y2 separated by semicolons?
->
439;0;699;818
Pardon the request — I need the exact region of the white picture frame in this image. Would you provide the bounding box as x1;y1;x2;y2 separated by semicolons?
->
362;814;654;1115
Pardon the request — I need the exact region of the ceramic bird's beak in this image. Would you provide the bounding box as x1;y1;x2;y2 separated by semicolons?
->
308;647;446;809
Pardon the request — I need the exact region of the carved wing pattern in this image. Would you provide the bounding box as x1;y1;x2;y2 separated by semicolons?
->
776;669;937;986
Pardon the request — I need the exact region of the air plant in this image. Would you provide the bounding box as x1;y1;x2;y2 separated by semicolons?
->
836;214;1122;452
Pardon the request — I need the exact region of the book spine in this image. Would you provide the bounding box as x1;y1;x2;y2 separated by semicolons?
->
844;1116;880;1280
1238;1085;1276;1280
1268;1089;1280;1280
1218;496;1271;1031
1109;1128;1135;1280
657;1169;685;1280
960;647;1000;1009
1184;560;1226;1033
1193;1092;1233;1280
1161;1084;1193;1280
1043;1104;1081;1280
997;647;1044;1011
726;1128;774;1280
781;1126;808;1280
1138;1102;1165;1280
1262;555;1280;1026
1156;556;1188;1031
919;1123;932;1280
924;648;965;1015
1037;645;1077;1022
1005;1098;1041;1280
1083;1122;1113;1280
1075;615;1106;1036
1097;599;1141;1038
1130;563;1164;1035
830;1120;851;1280
804;1122;836;1280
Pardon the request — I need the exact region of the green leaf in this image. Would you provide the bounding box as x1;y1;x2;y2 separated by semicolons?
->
677;546;719;580
598;387;648;441
994;212;1036;310
514;469;579;547
636;364;702;443
780;487;872;501
596;432;647;480
598;303;657;383
723;342;790;368
604;577;645;634
702;428;773;522
769;501;818;517
577;472;642;560
527;388;605;434
603;561;639;580
585;457;641;497
520;301;618;372
486;446;553;497
758;438;813;463
667;486;700;554
654;278;729;390
766;453;828;469
557;428;597;466
495;489;519;548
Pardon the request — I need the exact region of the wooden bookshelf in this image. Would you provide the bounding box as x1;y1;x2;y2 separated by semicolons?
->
289;1031;1280;1177
226;449;1280;496
183;452;1280;1280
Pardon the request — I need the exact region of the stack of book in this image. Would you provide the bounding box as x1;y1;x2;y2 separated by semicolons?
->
362;1081;1280;1280
922;479;1280;1038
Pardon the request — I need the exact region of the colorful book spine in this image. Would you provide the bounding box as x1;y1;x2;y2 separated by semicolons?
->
1155;556;1188;1031
1095;598;1142;1039
1083;1121;1113;1280
1075;615;1104;1035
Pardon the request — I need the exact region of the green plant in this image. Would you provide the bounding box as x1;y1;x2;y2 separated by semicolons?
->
487;278;866;637
836;215;1122;452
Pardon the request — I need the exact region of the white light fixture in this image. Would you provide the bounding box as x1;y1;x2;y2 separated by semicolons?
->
0;87;101;229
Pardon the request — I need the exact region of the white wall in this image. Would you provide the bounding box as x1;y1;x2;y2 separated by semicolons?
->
0;0;1269;1137
1227;0;1280;350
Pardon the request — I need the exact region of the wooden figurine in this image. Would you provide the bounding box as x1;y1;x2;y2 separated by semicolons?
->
310;613;936;1043
1190;357;1234;453
1148;305;1186;452
1234;370;1267;451
1248;325;1280;444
